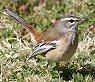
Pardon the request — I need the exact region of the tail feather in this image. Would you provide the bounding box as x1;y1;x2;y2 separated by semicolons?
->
3;9;31;29
3;9;43;44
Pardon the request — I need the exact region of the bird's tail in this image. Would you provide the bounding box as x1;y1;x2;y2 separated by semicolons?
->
3;9;43;45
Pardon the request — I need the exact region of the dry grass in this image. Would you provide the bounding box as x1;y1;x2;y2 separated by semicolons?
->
0;0;95;81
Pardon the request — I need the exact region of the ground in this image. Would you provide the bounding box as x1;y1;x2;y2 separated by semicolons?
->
0;0;95;82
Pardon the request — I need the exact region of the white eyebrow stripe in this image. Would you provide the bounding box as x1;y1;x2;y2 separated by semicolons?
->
61;17;80;21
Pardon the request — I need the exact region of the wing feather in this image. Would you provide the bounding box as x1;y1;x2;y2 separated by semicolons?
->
28;40;60;60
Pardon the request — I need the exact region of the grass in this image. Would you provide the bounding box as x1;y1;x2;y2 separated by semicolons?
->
0;0;95;82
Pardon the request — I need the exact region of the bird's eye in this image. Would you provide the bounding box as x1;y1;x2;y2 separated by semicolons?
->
69;19;75;23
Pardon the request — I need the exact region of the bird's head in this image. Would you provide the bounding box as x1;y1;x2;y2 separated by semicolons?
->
57;15;88;33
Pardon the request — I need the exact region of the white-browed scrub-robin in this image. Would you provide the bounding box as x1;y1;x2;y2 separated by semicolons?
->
3;9;88;62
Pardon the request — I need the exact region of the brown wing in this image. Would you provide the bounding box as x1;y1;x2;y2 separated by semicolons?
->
43;21;64;42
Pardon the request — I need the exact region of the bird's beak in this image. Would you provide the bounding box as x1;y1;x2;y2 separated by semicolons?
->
81;18;88;22
79;17;88;24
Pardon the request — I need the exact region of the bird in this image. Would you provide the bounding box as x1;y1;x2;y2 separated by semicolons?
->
3;9;87;62
28;15;87;62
